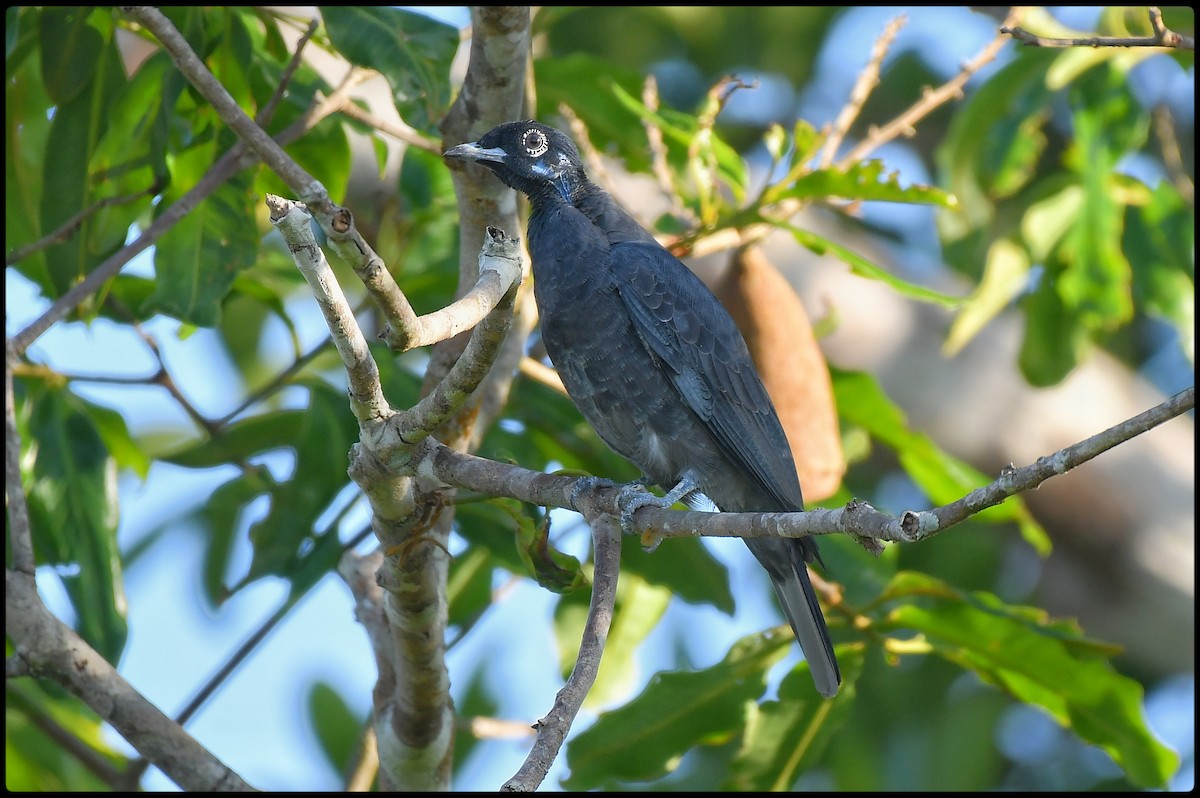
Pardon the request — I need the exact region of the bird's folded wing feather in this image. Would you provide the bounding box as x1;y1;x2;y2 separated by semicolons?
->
609;242;805;512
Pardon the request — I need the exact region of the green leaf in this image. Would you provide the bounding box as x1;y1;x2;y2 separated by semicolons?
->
307;681;366;778
609;81;747;199
320;6;458;133
1057;67;1142;332
146;142;258;326
944;237;1031;356
75;396;152;480
243;381;359;585
501;498;587;594
19;384;128;663
724;646;864;791
1019;256;1087;387
534;53;648;168
881;572;1179;788
564;629;791;788
786;224;962;307
1125;182;1195;363
38;7;129;297
936;47;1055;237
164;410;308;468
447;543;495;628
774;159;956;208
621;536;735;613
197;468;274;606
7;12;52;288
5;681;128;791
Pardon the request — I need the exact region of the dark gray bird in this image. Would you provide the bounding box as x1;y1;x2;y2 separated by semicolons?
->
445;121;840;697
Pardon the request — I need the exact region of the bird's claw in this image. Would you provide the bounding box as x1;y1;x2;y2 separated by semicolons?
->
616;484;669;551
569;475;619;513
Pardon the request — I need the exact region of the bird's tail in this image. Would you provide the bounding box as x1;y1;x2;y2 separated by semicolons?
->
754;538;841;698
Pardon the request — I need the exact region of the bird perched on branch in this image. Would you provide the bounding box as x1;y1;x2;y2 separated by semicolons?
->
445;121;840;697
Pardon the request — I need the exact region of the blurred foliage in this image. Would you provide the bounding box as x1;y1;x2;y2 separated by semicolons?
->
5;5;1190;792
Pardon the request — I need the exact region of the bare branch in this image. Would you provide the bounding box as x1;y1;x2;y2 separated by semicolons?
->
382;229;523;352
1153;104;1195;206
502;511;620;792
4;341;36;576
1003;7;1194;51
5;184;159;267
837;7;1024;167
5;569;253;790
335;95;442;155
267;196;390;425
415;386;1195;546
392;228;523;445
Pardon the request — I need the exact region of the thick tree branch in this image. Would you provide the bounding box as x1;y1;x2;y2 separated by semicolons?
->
381;229;523;352
5;342;36;576
267;197;391;425
5;570;253;791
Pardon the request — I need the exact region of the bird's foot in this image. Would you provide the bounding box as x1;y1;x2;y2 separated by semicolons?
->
568;475;620;513
617;476;698;552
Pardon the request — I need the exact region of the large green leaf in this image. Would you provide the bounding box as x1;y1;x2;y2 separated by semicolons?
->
786;224;963;308
724;647;864;791
564;629;791;788
38;7;130;297
19;383;128;663
146;140;258;326
6;10;52;288
881;572;1178;789
773;159;956;208
320;6;458;133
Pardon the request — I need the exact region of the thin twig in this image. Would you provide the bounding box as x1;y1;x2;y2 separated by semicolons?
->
1003;7;1194;50
257;19;319;128
838;7;1024;167
819;15;907;169
642;75;695;224
1152;104;1195;205
5;185;160;267
334;95;441;154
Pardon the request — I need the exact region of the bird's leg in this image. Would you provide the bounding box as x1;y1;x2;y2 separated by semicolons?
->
617;474;699;551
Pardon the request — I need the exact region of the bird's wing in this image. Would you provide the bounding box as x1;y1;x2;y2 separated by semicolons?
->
609;241;805;511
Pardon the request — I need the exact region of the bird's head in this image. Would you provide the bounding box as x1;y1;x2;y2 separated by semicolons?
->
444;121;584;202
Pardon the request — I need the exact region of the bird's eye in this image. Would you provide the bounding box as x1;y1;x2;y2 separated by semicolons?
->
522;129;549;158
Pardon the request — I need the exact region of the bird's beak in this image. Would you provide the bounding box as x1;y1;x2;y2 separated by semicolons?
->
443;141;507;164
